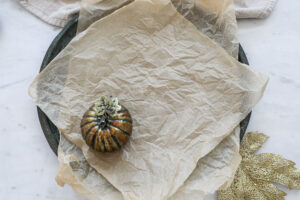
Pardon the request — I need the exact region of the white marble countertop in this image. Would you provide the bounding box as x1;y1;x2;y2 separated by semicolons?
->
0;0;299;199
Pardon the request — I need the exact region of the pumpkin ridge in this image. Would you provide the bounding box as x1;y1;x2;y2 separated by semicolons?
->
102;135;107;152
91;132;97;149
108;118;133;124
105;133;113;152
108;123;131;136
109;131;121;149
84;124;98;140
83;113;97;119
80;120;97;128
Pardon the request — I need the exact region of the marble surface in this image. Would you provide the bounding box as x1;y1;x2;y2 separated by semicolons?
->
0;0;299;199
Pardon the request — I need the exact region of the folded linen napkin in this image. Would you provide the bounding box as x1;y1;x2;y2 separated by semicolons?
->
19;0;277;27
19;0;80;27
234;0;277;19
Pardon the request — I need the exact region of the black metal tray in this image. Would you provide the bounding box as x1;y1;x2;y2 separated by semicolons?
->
37;15;251;155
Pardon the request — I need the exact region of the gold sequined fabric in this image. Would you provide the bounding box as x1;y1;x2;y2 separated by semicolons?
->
218;132;300;200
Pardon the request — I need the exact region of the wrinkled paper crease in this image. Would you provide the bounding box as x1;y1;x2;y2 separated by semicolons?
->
29;0;268;200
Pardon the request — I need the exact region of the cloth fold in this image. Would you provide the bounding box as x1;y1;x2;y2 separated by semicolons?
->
19;0;80;27
19;0;277;27
234;0;277;19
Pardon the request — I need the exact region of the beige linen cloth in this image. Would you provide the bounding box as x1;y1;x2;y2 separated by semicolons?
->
19;0;277;27
234;0;277;19
29;0;268;199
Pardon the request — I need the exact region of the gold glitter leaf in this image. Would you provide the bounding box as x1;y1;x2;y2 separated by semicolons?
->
218;132;300;200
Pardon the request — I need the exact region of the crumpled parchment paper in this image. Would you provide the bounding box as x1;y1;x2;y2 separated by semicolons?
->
171;126;241;200
77;0;134;34
29;0;268;199
58;0;242;199
172;0;239;58
56;134;124;200
56;126;240;200
77;0;239;58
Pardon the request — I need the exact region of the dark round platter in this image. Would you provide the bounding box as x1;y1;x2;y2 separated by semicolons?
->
37;15;251;155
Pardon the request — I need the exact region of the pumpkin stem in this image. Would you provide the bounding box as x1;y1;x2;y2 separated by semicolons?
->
94;96;121;116
98;112;109;129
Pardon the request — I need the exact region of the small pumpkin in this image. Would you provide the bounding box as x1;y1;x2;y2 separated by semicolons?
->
80;96;132;152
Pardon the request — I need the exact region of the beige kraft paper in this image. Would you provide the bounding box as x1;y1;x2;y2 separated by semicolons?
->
29;0;268;199
57;0;242;199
